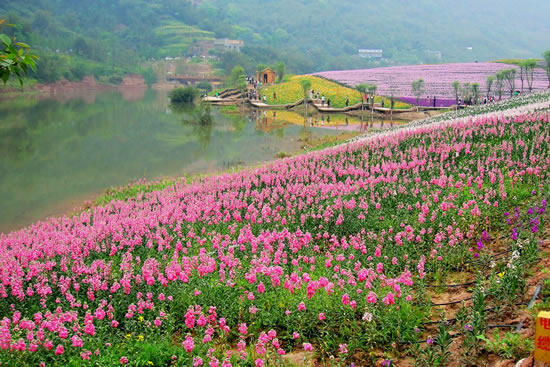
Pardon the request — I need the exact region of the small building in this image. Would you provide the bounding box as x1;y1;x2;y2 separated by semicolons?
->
256;68;277;84
214;39;244;52
424;50;442;60
358;49;383;59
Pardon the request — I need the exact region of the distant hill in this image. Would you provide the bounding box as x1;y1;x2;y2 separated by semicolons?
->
1;0;550;80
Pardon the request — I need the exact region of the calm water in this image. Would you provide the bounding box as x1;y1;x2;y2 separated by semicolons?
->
0;89;404;233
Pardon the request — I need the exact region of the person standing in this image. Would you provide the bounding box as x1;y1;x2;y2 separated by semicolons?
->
321;95;325;106
327;99;331;108
433;96;436;107
345;97;349;107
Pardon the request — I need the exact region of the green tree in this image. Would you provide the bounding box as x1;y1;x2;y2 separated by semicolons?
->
461;82;471;104
366;84;377;113
518;60;527;93
452;80;460;104
256;63;268;72
73;37;90;58
471;82;480;105
485;76;495;99
229;65;245;88
355;83;368;111
299;78;312;109
0;19;38;86
411;78;425;105
168;86;199;105
275;61;285;83
501;69;516;97
523;59;537;92
495;71;505;100
542;50;550;88
196;81;212;93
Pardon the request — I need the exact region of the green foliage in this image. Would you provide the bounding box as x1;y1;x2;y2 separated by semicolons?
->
521;59;537;92
477;331;533;360
471;82;480;104
229;64;246;90
138;66;157;87
299;78;312;100
411;78;426;104
168;86;199;104
275;61;285;83
0;20;38;86
543;49;550;87
495;71;506;99
196;81;213;93
485;76;495;98
451;80;460;103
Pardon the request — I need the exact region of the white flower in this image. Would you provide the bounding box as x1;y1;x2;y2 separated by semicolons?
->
362;312;373;322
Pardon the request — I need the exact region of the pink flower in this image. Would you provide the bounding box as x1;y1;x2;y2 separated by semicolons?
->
183;335;195;353
341;293;350;305
71;335;83;348
84;323;95;336
382;292;396;305
297;302;306;311
255;359;264;367
303;343;313;352
120;356;129;364
55;344;65;355
318;313;326;321
238;323;248;336
292;332;300;339
339;343;348;354
367;291;378;304
257;282;266;293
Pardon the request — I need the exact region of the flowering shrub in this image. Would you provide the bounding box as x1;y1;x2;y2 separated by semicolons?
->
0;106;549;365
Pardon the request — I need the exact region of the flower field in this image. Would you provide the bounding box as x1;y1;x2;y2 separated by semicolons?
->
259;76;411;109
1;101;549;365
315;63;549;103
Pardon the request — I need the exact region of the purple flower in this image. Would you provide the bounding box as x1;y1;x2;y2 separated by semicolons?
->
476;240;484;251
426;338;434;345
382;359;392;367
464;324;473;331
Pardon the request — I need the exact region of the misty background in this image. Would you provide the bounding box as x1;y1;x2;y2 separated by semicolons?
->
1;0;550;79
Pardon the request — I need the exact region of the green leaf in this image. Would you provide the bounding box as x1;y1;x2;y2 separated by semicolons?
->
0;34;11;46
1;72;9;85
15;42;30;48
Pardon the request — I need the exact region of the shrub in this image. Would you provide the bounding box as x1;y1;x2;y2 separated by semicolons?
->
168;86;199;104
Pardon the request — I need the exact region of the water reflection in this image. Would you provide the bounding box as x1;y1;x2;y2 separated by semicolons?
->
0;90;342;233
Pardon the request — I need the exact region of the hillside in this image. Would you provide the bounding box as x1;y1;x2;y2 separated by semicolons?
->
2;0;550;81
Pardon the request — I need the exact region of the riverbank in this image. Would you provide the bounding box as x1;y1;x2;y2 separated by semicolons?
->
0;74;147;99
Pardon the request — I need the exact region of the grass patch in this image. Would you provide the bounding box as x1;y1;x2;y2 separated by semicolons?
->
300;131;361;151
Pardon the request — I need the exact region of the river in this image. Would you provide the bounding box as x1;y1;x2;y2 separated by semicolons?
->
0;88;404;234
